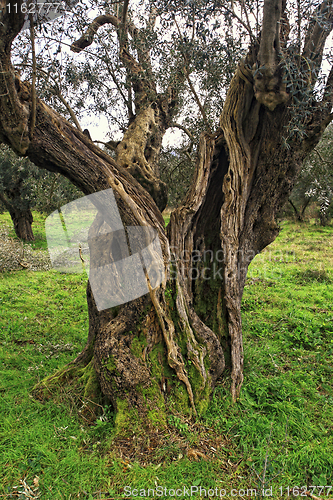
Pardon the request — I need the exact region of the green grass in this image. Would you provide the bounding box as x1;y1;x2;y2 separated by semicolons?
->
0;215;333;498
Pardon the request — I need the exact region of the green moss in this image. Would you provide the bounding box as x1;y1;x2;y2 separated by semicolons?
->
104;355;120;376
159;278;214;416
33;362;86;399
80;360;101;402
140;381;167;429
192;254;231;366
130;335;147;358
148;342;173;381
169;382;192;416
114;398;141;435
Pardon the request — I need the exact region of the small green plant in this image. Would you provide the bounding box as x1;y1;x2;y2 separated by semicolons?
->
168;415;189;435
89;404;115;439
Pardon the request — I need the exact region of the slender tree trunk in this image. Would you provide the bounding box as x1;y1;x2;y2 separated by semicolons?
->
289;198;303;221
301;197;311;219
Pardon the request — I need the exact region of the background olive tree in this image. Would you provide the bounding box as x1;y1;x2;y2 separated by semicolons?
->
288;125;333;224
0;145;82;240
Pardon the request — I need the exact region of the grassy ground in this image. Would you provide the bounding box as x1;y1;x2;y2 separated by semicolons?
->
0;213;333;499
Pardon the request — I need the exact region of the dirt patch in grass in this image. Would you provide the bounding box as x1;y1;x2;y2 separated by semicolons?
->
294;268;333;284
0;223;51;272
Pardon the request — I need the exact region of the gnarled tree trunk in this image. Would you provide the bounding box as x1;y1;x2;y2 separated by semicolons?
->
0;190;34;241
9;206;34;241
1;0;333;436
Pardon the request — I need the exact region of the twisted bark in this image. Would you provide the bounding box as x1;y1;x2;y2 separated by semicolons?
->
1;0;333;432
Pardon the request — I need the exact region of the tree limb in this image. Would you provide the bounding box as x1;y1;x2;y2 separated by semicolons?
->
0;1;31;153
71;12;156;110
54;91;83;132
302;1;333;79
170;123;195;142
303;1;333;59
251;0;290;110
121;0;129;28
258;0;282;71
71;15;120;53
17;64;83;132
94;139;120;151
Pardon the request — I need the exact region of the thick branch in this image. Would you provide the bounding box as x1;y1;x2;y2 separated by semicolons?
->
121;0;129;27
252;0;289;110
0;1;25;53
258;0;282;71
303;111;333;152
0;74;165;235
71;15;120;53
303;0;333;69
0;3;30;153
